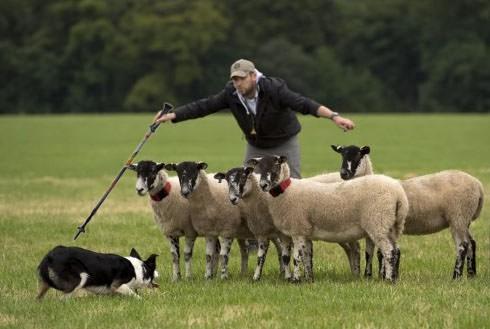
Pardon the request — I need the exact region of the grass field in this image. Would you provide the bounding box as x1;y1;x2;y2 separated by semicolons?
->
0;113;489;329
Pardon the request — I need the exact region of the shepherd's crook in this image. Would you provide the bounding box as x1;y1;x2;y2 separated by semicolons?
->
73;103;173;240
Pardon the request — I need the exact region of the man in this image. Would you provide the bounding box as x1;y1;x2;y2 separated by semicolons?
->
154;59;355;178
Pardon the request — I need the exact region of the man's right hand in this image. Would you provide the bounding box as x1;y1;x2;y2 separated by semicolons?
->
153;111;176;124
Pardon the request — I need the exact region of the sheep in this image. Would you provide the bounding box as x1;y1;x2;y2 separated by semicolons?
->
128;161;200;281
300;146;373;276
332;144;485;279
214;167;293;281
249;155;409;283
305;145;374;276
165;161;254;279
309;145;373;182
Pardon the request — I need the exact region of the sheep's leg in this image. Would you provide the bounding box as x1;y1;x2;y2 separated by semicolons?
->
280;237;292;280
291;237;303;283
339;241;360;276
374;239;396;283
219;237;234;279
291;237;312;283
305;239;314;282
212;238;221;277
168;236;181;282
271;237;285;274
452;241;468;279
388;238;401;282
184;236;196;279
237;239;249;276
364;238;375;278
377;249;384;279
205;237;217;280
450;225;471;279
253;238;270;281
466;232;476;278
394;246;401;281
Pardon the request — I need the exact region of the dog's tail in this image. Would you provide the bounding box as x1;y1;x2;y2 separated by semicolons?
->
37;255;56;300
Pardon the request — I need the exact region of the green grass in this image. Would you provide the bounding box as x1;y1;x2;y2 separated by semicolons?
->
0;113;489;329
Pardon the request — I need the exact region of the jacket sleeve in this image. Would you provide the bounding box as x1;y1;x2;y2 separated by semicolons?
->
172;89;229;123
276;80;321;117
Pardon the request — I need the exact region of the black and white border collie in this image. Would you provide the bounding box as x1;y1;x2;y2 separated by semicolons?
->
37;246;159;300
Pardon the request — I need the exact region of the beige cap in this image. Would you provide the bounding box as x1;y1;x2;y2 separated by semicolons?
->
230;59;255;78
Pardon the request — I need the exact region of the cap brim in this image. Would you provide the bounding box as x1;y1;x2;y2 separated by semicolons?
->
230;70;248;78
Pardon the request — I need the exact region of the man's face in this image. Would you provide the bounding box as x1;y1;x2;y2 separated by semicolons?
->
232;72;257;98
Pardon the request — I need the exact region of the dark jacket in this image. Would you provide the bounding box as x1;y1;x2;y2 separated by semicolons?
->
172;76;321;148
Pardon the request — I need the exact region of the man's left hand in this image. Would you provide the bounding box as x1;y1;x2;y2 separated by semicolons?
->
333;116;355;131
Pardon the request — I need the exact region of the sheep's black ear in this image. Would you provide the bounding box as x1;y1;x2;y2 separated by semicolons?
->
164;163;177;171
130;248;142;260
245;166;255;175
127;163;138;171
214;173;226;183
246;158;260;167
360;146;371;156
331;145;343;153
198;162;208;170
156;163;165;171
277;155;288;164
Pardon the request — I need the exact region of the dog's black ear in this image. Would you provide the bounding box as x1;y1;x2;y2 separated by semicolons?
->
198;162;208;170
127;163;138;171
156;163;165;171
214;173;226;183
130;248;142;260
165;163;177;171
145;254;158;269
331;145;343;153
360;146;371;156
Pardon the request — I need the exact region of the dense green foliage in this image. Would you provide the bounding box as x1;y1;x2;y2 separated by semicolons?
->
1;0;489;114
0;114;489;328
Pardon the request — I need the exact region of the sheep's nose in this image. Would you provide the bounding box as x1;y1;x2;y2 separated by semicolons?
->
340;168;351;180
260;181;270;191
136;188;145;195
230;196;239;205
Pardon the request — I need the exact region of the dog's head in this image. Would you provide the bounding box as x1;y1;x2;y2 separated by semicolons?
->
127;248;160;289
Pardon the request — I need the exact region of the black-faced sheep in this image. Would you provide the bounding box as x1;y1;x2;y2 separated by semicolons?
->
303;146;373;276
166;161;254;279
249;155;408;283
128;161;198;281
333;145;485;279
214;167;293;281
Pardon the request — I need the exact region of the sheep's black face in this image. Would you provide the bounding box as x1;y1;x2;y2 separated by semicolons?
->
332;145;370;180
218;167;254;205
128;161;165;196
168;161;207;198
254;155;286;192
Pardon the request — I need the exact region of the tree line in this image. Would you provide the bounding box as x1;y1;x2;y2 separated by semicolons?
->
1;0;488;114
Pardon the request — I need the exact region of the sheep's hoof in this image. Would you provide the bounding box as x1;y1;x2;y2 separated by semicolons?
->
289;277;301;284
304;277;314;284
